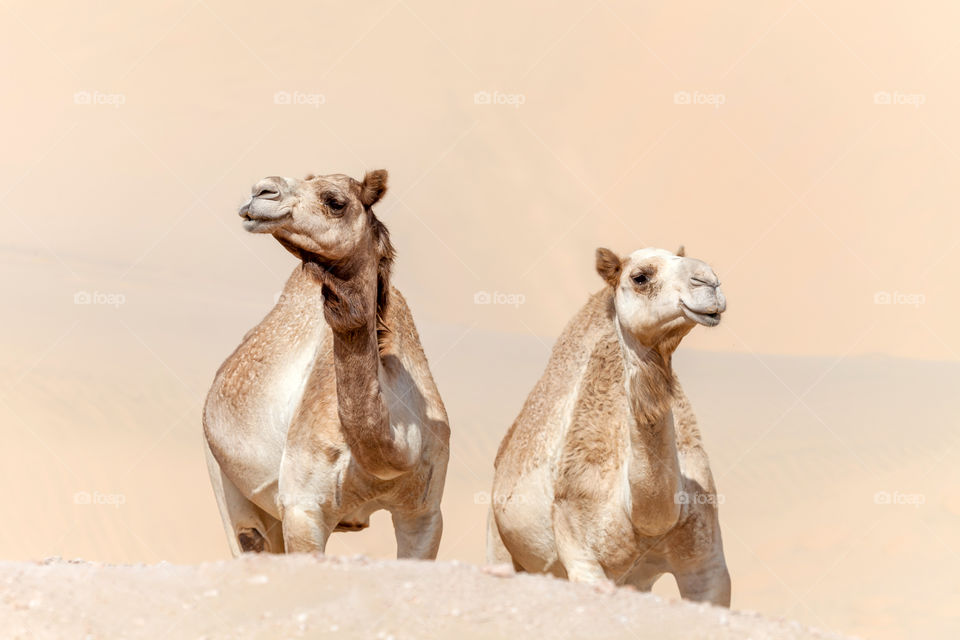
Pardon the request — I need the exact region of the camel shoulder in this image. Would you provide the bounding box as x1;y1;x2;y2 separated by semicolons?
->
494;289;618;470
381;286;450;436
671;380;704;452
554;333;630;502
205;266;325;411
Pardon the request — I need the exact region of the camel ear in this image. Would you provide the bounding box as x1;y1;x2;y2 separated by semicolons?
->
676;245;685;257
595;248;622;287
360;169;388;207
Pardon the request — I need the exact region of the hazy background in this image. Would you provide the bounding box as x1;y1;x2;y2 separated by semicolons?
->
1;1;958;639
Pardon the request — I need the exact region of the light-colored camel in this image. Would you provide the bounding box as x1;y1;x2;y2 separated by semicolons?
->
488;246;731;606
203;170;450;559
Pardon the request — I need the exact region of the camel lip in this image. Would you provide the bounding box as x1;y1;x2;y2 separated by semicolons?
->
239;200;291;220
239;201;291;221
680;300;722;327
241;211;291;233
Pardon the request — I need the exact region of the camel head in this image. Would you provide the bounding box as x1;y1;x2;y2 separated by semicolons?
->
239;170;391;266
596;246;726;347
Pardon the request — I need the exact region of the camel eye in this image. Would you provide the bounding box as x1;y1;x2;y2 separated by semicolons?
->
632;273;648;285
324;196;347;215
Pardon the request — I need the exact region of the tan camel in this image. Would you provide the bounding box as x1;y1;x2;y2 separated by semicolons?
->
488;246;731;606
203;170;450;559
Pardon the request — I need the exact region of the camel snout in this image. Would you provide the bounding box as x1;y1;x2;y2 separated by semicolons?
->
685;280;726;317
251;177;284;201
691;276;718;289
690;290;725;315
688;267;725;314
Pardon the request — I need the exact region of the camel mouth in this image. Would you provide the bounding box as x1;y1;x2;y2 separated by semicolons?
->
239;203;292;233
241;213;291;233
680;300;722;327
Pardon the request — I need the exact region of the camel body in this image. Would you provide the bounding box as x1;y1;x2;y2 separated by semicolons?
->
203;170;449;558
490;249;730;606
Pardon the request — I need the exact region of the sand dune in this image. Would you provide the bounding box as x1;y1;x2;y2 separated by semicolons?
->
0;555;851;640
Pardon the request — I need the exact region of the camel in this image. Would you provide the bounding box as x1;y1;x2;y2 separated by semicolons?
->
487;246;731;606
203;169;450;559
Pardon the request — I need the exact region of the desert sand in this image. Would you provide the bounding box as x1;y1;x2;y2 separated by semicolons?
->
0;555;851;640
1;0;958;638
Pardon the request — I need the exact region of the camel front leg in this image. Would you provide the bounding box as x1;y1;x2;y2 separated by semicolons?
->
485;506;513;565
553;506;608;583
278;442;341;554
673;554;731;607
669;495;731;606
277;464;336;553
204;435;284;555
622;558;667;592
280;499;335;554
392;509;442;559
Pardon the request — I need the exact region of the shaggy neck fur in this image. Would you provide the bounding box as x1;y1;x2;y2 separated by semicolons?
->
283;217;414;479
615;319;685;536
283;211;395;350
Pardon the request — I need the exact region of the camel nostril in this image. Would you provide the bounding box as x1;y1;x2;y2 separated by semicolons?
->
252;178;283;200
691;276;718;289
253;186;280;200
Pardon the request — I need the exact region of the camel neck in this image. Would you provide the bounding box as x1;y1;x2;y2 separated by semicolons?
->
301;251;414;479
299;247;379;335
616;322;685;535
616;322;678;428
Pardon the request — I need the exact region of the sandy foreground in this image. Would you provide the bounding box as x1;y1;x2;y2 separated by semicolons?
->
0;555;851;640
